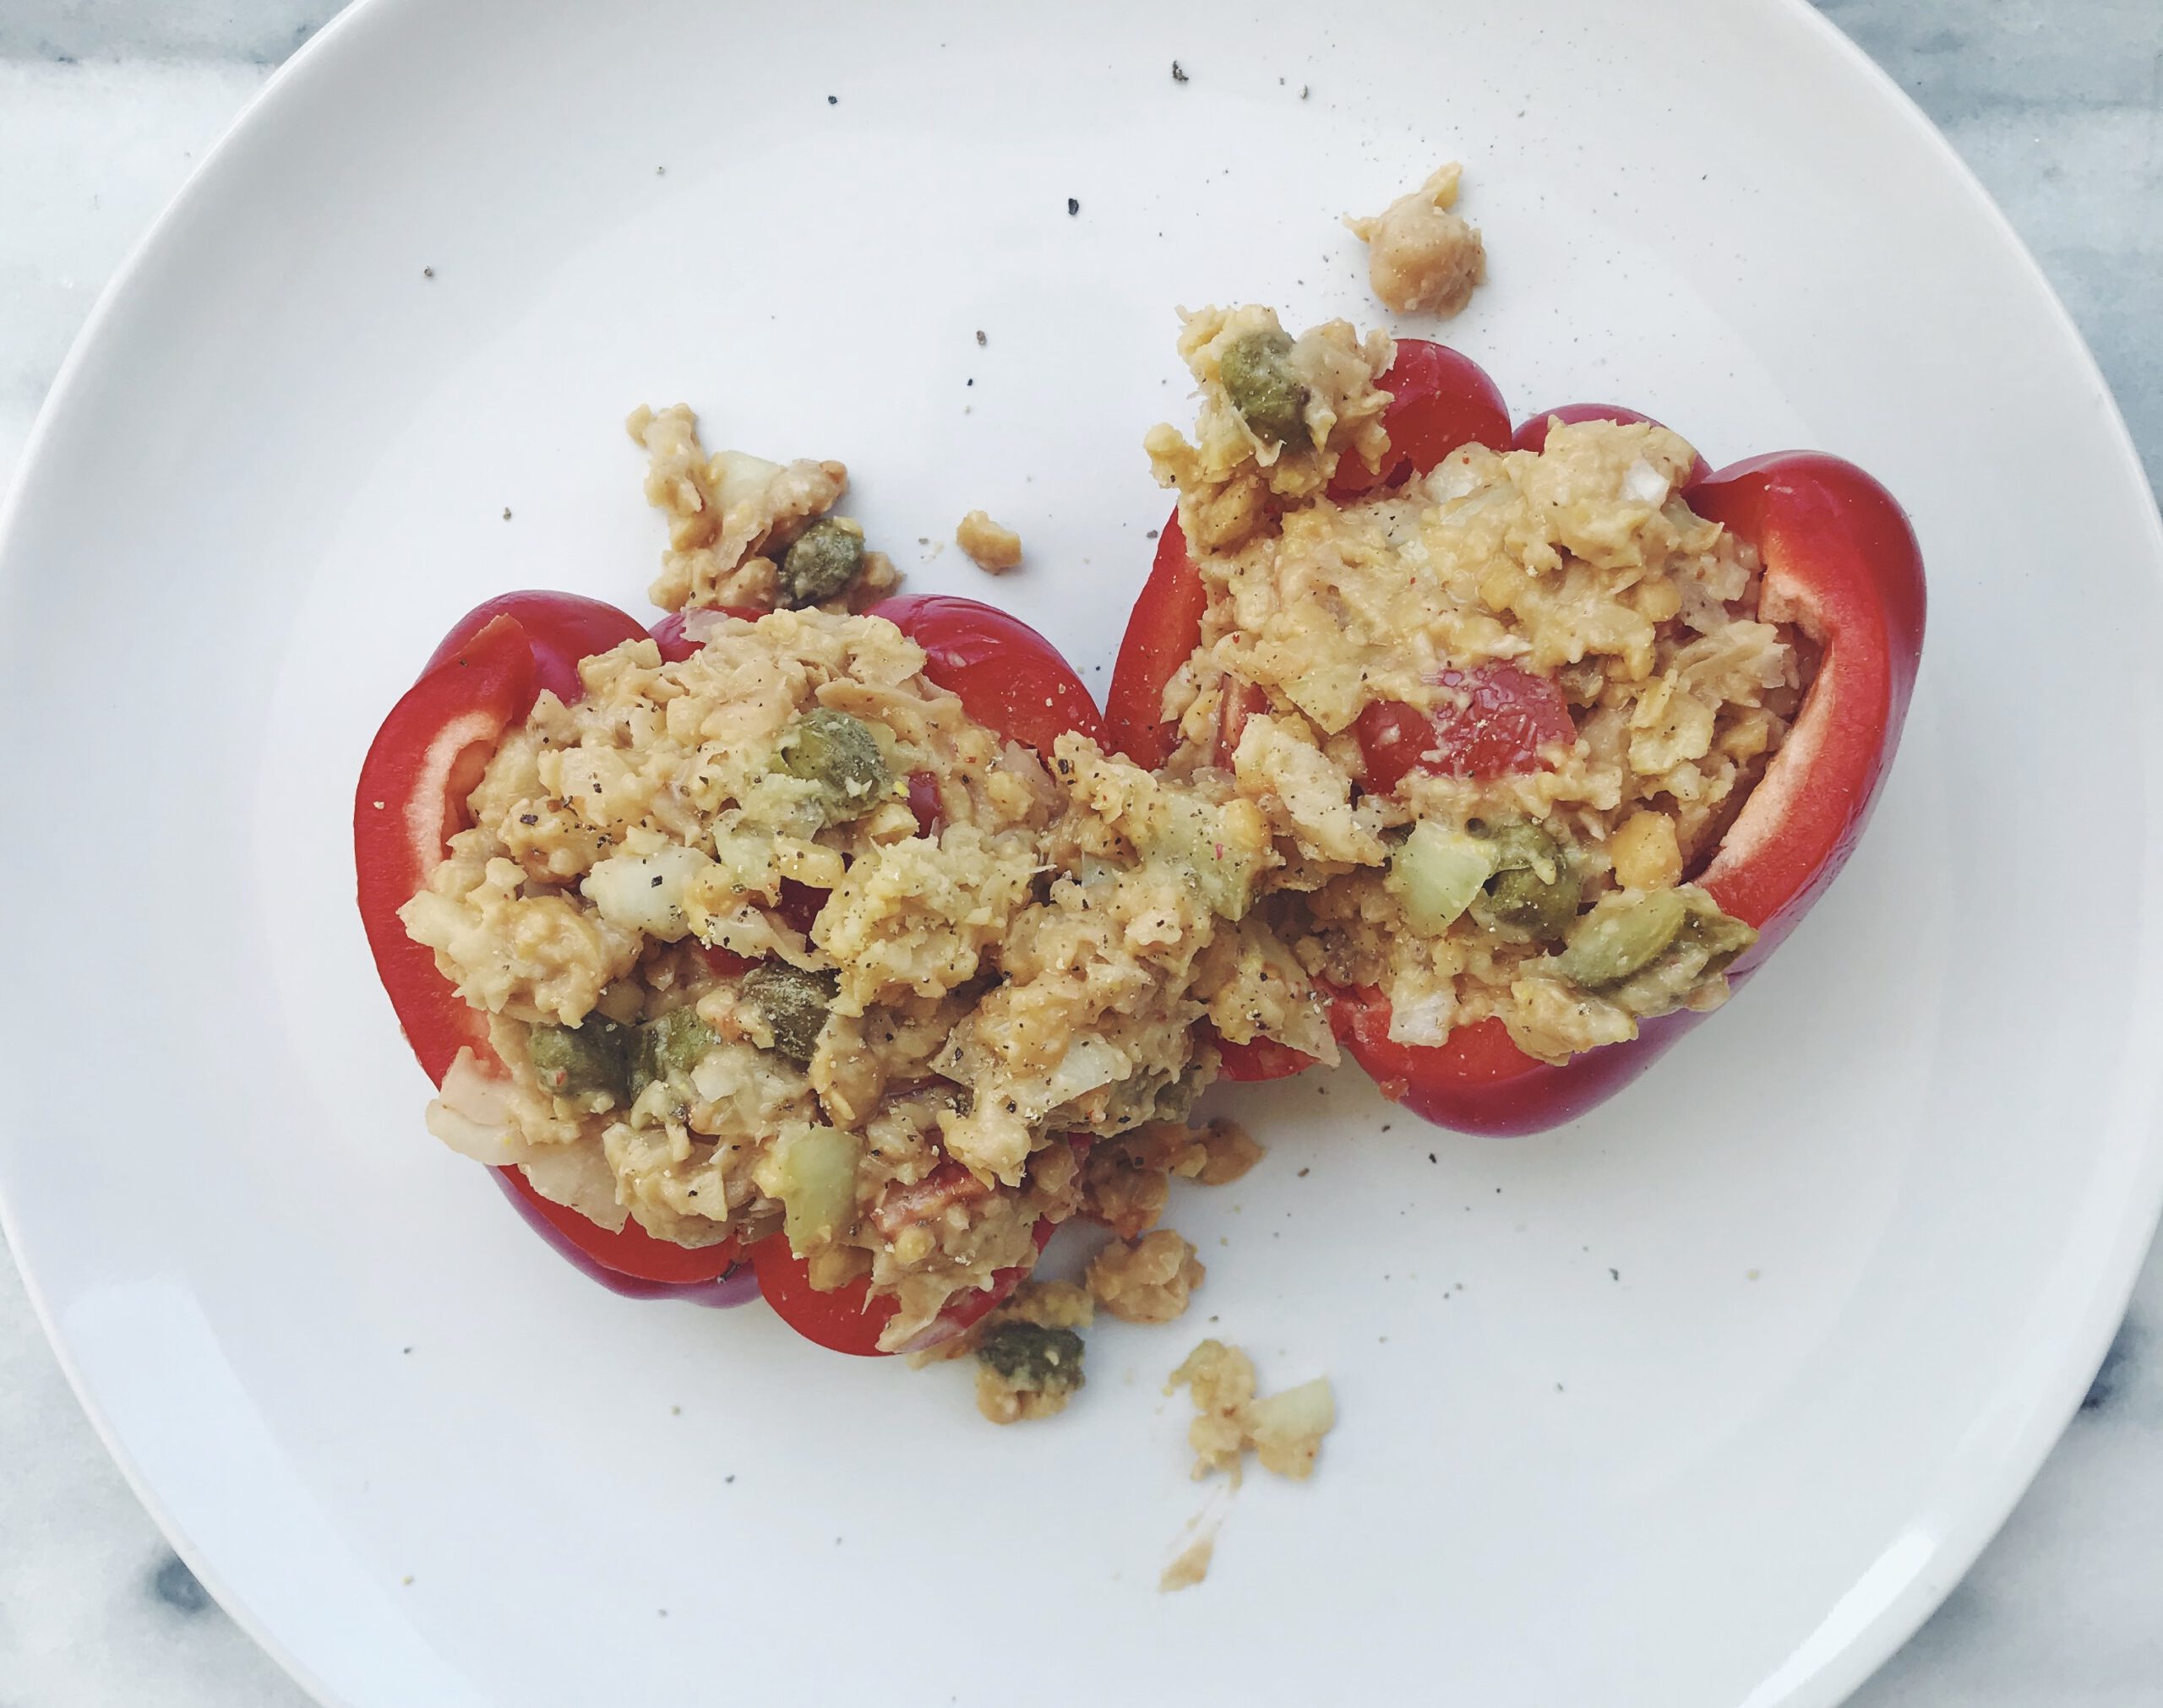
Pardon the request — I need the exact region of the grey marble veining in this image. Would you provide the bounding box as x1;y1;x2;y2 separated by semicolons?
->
1818;0;2163;492
0;3;2157;1704
0;0;343;66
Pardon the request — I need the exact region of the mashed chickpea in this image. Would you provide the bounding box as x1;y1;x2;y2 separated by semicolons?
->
1140;306;1795;1064
1346;163;1487;318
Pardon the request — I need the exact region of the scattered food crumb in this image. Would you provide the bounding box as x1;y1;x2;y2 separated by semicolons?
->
826;94;837;106
656;165;665;175
1344;162;1486;318
1067;196;1081;215
973;1281;1093;1423
1168;1340;1336;1482
670;1404;681;1415
1089;1229;1205;1324
1747;1269;1762;1281
400;1346;411;1355
1145;527;1159;540
956;509;1024;573
1171;60;1189;84
501;507;512;520
1609;1268;1620;1281
421;266;433;279
1300;84;1310;99
400;1575;413;1586
975;329;987;346
1160;1528;1214;1591
1297;1166;1310;1178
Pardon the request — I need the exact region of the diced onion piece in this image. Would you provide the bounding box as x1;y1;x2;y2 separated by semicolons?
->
582;844;715;939
520;1140;629;1233
425;1048;538;1165
1384;989;1457;1047
1622;457;1671;506
1043;1036;1132;1107
1245;1378;1337;1479
771;1123;864;1255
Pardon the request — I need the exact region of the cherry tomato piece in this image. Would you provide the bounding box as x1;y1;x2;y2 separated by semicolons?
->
1354;664;1576;795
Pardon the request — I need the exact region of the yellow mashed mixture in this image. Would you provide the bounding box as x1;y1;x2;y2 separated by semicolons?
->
400;296;1797;1422
1141;306;1797;1063
402;592;1326;1350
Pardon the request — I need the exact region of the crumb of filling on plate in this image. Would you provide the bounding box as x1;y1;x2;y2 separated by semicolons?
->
1087;1228;1206;1325
955;509;1024;574
971;1281;1094;1424
1344;161;1487;318
1158;1528;1217;1593
1167;1340;1337;1483
627;403;902;614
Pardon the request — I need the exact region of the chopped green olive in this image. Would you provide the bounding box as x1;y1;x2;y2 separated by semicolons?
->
1220;329;1310;449
1604;896;1758;1013
1468;821;1581;944
976;1322;1087;1395
1555;889;1690;989
629;1005;720;1097
740;960;839;1063
778;517;865;607
775;707;891;824
527;1016;631;1102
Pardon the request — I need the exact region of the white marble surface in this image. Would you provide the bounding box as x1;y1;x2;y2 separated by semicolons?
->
1;2;2157;1702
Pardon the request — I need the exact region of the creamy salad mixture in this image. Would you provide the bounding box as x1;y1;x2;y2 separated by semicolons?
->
400;283;1794;1427
1140;304;1789;1066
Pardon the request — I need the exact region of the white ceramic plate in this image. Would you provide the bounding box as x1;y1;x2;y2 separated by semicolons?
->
3;1;2158;1703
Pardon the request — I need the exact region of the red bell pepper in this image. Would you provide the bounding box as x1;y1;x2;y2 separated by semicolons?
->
1105;346;1926;1132
358;588;1108;1337
355;591;757;1291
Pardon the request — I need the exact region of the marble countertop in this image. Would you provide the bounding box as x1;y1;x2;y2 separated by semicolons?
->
2;3;2158;1703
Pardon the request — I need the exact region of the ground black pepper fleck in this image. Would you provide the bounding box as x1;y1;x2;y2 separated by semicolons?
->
1171;60;1188;83
1067;196;1080;215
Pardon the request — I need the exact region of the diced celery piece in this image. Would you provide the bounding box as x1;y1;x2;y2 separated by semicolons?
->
775;1124;863;1256
1387;821;1496;935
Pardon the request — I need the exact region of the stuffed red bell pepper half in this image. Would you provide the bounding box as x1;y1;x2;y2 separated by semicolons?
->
1105;307;1924;1134
355;411;1324;1363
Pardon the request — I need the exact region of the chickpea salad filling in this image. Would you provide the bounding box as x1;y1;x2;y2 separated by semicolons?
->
1137;305;1793;1064
361;281;1914;1437
403;401;1332;1357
